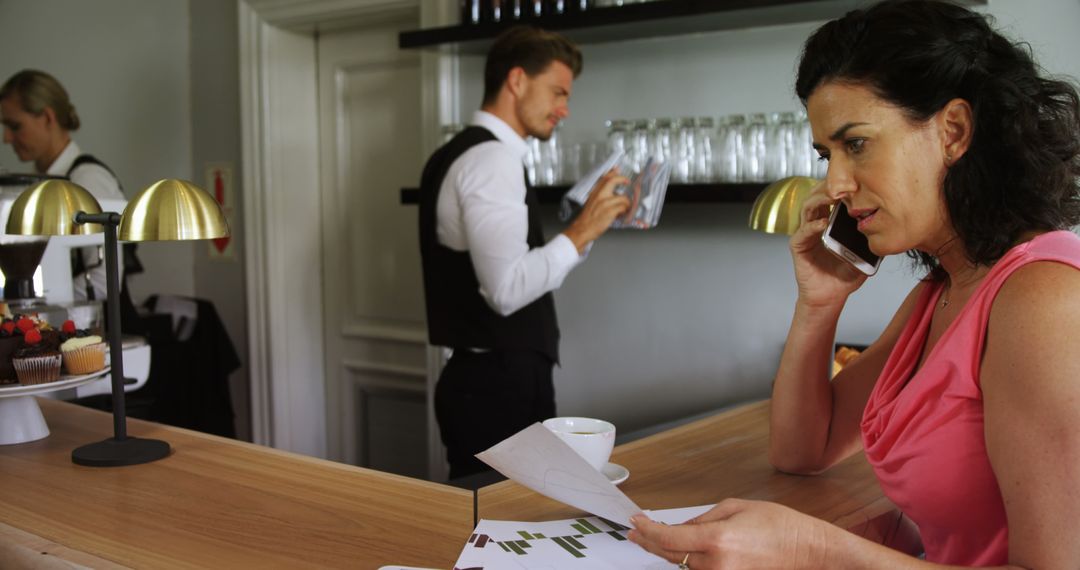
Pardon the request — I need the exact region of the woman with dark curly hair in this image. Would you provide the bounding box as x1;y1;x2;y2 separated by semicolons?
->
629;0;1080;567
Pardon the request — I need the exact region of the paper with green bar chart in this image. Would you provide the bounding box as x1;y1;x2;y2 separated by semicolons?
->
476;423;641;526
452;505;712;569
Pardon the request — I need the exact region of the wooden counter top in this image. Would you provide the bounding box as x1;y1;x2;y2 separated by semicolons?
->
479;400;894;534
0;398;893;568
0;399;473;569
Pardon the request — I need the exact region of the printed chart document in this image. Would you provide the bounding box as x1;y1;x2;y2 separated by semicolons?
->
452;505;712;569
476;423;641;526
469;424;715;568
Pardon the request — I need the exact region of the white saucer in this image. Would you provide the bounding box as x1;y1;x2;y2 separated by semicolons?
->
601;462;629;485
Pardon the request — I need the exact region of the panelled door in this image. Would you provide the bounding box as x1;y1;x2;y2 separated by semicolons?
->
316;17;436;479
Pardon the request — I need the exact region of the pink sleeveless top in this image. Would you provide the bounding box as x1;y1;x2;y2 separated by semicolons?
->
861;230;1080;565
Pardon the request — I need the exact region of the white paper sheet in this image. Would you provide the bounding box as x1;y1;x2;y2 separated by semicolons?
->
560;149;626;222
564;149;624;205
476;423;642;526
452;505;713;570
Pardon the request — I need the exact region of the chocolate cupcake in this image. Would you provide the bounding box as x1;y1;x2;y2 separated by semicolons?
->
13;328;62;385
0;319;19;384
0;340;19;385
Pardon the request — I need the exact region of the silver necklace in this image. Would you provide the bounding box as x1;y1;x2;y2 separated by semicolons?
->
940;268;989;310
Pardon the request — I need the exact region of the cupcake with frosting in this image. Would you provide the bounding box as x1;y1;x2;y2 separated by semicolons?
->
59;320;107;375
13;328;62;385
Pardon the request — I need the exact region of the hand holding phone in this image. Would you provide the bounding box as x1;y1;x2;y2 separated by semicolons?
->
821;202;882;276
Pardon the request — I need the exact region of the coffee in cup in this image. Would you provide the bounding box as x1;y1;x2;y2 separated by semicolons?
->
542;416;616;471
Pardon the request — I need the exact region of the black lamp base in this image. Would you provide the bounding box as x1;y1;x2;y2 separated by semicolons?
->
72;437;171;467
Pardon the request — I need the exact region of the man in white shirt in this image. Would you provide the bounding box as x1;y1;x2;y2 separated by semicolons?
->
418;26;630;479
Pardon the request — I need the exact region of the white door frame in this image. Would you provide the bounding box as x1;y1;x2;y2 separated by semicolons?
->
238;0;458;463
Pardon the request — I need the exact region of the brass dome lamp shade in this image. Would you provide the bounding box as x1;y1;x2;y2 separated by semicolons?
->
5;179;104;236
2;180;104;300
6;178;229;467
120;179;229;242
747;176;820;235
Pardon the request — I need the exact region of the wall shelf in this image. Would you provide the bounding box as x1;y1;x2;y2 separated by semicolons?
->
400;182;767;205
400;0;865;53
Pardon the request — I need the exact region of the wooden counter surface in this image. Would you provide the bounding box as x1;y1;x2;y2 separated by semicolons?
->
479;400;894;534
0;399;474;569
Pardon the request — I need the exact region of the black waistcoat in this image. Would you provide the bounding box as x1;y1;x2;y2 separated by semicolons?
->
418;126;559;362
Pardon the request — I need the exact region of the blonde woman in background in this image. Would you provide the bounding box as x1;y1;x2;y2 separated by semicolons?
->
1;69;125;301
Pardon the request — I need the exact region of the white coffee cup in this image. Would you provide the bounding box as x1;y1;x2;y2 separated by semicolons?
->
542;417;616;471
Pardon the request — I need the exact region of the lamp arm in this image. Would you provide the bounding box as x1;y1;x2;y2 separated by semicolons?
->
75;212;122;226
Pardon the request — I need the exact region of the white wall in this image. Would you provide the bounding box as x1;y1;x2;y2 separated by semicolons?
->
0;0;196;303
454;1;1080;432
991;0;1080;82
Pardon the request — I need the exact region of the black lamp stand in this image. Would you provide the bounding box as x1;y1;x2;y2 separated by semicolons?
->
70;212;170;467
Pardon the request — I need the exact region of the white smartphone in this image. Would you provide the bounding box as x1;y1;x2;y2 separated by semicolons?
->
821;202;882;276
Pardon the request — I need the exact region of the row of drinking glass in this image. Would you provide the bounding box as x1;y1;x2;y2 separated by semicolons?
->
438;124;587;187
607;112;827;184
461;0;660;25
440;110;827;187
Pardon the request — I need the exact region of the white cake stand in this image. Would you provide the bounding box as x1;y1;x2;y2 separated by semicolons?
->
0;368;110;445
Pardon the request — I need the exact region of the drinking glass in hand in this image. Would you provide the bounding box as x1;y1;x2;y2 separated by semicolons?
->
606;119;631;159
